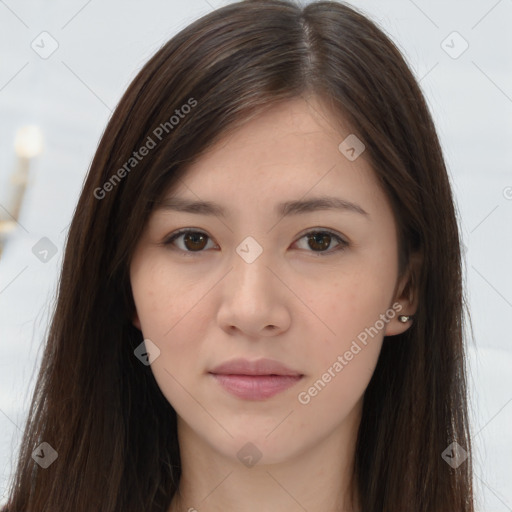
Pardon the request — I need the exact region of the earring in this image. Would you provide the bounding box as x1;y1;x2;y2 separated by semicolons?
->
398;315;413;323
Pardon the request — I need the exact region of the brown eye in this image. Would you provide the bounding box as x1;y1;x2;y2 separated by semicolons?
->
295;230;348;255
164;228;348;256
182;232;208;251
307;232;332;252
164;230;213;253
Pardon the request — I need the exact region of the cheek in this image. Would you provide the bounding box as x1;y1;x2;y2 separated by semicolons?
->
301;249;397;395
130;255;212;375
295;273;388;420
130;260;204;412
131;256;205;339
294;341;380;437
305;293;384;393
317;266;396;343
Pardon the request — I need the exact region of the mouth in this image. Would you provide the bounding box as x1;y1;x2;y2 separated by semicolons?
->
209;374;304;400
208;358;304;400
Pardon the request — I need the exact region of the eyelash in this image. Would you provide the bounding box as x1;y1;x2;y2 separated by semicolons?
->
162;228;349;257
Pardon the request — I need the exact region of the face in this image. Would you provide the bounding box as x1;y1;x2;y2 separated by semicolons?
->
129;96;415;465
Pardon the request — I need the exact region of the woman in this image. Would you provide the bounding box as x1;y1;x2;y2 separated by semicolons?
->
2;0;474;510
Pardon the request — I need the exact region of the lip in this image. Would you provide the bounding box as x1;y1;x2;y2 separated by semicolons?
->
209;358;304;400
209;357;302;377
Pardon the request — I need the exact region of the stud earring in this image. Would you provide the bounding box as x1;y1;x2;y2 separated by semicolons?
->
398;315;413;323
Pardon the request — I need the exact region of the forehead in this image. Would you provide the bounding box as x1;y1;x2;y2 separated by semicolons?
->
160;97;390;222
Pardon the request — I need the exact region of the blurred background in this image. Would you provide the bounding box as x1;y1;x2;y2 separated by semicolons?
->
0;0;511;509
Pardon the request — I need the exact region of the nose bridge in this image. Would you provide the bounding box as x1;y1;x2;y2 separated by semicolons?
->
214;223;296;337
231;233;275;297
216;233;287;329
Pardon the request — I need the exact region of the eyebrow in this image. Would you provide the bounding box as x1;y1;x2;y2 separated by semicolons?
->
155;195;369;218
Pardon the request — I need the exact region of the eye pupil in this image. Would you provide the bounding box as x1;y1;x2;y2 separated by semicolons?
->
308;233;331;251
184;232;207;251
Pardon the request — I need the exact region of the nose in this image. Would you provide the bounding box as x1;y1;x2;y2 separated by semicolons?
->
216;246;291;338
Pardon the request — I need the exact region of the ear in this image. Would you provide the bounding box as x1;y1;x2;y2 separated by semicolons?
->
384;251;422;336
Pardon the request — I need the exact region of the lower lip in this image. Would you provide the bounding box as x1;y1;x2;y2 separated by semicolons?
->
210;373;303;400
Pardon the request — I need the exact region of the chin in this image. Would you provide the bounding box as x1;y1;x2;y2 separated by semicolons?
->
221;430;307;467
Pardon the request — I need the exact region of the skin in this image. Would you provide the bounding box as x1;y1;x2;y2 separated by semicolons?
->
130;95;418;512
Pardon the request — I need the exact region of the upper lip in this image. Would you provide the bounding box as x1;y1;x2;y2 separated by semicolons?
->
209;358;303;377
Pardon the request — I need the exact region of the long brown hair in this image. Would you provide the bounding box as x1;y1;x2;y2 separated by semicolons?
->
3;0;474;510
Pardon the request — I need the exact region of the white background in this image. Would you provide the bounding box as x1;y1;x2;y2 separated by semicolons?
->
0;0;511;509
